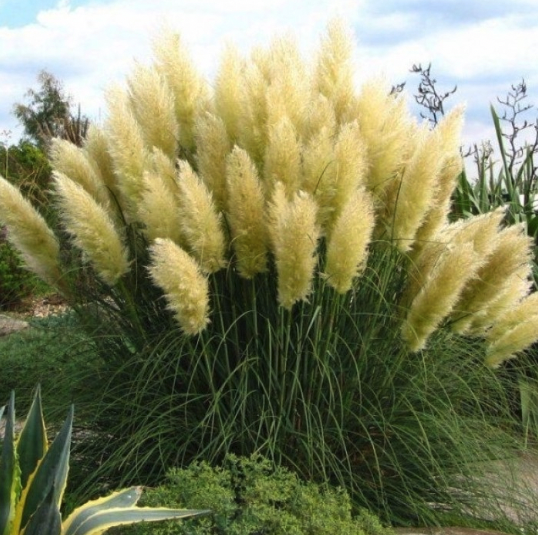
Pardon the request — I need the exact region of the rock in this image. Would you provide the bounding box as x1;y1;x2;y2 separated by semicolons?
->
0;314;29;336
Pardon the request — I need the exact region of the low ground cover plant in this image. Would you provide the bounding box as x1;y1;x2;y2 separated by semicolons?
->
1;20;538;527
111;454;393;535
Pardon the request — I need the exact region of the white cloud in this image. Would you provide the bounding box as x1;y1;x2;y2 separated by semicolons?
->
1;0;537;158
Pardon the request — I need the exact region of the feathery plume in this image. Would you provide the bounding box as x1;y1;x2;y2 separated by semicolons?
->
149;148;177;193
355;80;411;197
0;176;61;286
137;170;184;246
153;31;210;152
411;107;465;252
237;61;268;165
451;223;533;333
226;147;269;278
126;63;179;159
300;126;335;199
269;183;320;308
317;121;367;232
302;93;337;142
486;319;538;368
176;161;227;274
54;172;130;285
391;125;444;252
148;238;209;335
214;43;245;144
403;209;504;309
314;19;355;123
323;188;375;293
105;86;149;217
469;267;532;334
263;116;302;197
50;138;112;212
487;291;538;343
83;125;120;200
264;35;309;134
195;112;231;212
402;244;478;352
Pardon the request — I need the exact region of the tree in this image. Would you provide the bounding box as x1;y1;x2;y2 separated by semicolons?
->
13;70;89;148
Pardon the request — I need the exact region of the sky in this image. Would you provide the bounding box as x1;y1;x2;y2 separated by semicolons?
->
1;0;538;161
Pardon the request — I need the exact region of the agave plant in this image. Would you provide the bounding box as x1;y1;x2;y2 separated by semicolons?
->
0;386;208;535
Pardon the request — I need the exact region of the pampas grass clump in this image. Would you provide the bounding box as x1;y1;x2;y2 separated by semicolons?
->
1;20;537;527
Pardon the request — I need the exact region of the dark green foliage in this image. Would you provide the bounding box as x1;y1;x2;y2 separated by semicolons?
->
0;235;35;309
111;455;394;535
0;312;99;414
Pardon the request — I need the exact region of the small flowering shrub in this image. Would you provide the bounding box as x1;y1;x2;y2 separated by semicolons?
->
0;21;534;524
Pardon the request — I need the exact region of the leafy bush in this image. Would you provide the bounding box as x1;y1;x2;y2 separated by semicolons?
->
0;232;35;309
111;454;393;535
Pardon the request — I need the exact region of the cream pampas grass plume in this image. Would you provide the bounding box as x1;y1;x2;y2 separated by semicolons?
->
105;87;149;218
153;31;209;152
54;172;130;285
269;183;320;308
176;161;227;274
195;112;231;212
317;121;367;232
402;244;478;352
485;319;538;368
391;125;444;252
323;189;375;293
83;125;120;200
148;238;209;335
410;106;465;253
126;63;179;160
264;116;302;197
0;176;61;286
314;18;355;123
137;170;184;246
355;79;410;197
50;138;112;212
450;223;533;333
226;147;269;278
214;44;244;144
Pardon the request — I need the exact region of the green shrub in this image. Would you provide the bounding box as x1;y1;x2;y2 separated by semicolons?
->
111;454;393;535
0;232;36;309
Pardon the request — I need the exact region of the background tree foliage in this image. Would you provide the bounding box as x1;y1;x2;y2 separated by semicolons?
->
12;69;89;149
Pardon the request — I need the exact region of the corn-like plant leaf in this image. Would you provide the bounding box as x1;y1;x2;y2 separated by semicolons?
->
63;506;209;535
62;486;209;535
21;484;61;535
0;391;20;535
16;386;47;489
15;405;73;532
